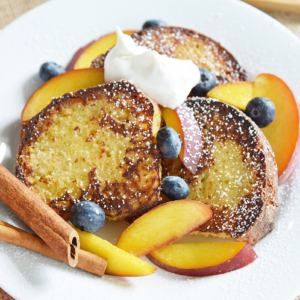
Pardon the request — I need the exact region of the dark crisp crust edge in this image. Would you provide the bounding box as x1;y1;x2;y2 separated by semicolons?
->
16;80;162;221
237;120;279;245
91;54;106;69
91;26;247;84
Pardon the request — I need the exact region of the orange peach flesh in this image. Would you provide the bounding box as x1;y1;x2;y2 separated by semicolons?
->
22;68;105;122
253;74;300;178
116;200;212;257
73;30;136;70
74;227;156;277
67;41;94;71
207;81;253;111
278;123;300;184
148;242;257;276
150;242;246;268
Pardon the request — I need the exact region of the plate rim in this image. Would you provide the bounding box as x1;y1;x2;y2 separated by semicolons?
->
0;0;300;299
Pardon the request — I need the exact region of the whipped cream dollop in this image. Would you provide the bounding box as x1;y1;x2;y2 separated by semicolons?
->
104;27;200;109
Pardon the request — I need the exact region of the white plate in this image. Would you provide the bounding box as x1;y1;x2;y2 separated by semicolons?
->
0;0;300;299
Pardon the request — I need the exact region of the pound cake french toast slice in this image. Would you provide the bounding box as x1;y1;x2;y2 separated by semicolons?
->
162;98;278;245
16;81;162;222
91;26;247;84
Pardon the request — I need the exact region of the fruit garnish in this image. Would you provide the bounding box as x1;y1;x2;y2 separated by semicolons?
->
70;202;106;233
254;74;299;182
74;227;156;276
66;41;94;71
207;81;253;110
142;20;168;29
207;73;300;182
245;97;275;128
68;30;136;70
157;127;182;159
162;103;202;174
39;62;66;81
116;200;212;257
191;68;217;97
22;68;105;122
148;242;257;276
161;176;189;200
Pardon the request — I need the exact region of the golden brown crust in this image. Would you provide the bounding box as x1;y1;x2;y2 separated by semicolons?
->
238;125;278;244
91;26;247;85
16;81;162;222
162;98;278;245
91;54;106;69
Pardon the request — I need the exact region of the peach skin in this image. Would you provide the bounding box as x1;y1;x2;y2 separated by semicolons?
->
148;242;257;276
116;200;212;257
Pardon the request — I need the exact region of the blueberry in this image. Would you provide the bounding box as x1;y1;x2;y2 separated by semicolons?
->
39;62;66;81
191;68;217;97
157;127;182;159
245;97;275;128
162;176;190;200
70;202;106;233
142;20;167;29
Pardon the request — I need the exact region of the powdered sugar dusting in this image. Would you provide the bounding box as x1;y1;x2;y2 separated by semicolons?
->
175;103;202;174
132;26;247;84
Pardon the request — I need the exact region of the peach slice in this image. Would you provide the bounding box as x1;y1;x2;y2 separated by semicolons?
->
68;30;136;70
22;68;105;122
116;200;212;257
74;227;156;277
278;129;300;184
162;104;202;174
67;41;94;71
148;242;257;276
207;81;253;111
253;74;300;181
206;73;300;182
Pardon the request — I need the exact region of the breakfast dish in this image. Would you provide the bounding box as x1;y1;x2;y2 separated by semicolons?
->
16;24;280;247
8;6;300;279
15;22;284;274
1;0;300;299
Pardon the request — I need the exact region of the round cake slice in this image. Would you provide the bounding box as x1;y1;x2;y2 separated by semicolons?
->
16;80;162;222
162;98;278;245
91;26;247;85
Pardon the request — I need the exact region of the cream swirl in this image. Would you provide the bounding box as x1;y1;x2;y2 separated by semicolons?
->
104;27;200;109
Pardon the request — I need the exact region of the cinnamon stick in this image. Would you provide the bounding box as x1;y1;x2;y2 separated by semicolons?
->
0;220;107;276
0;164;79;267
